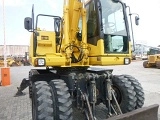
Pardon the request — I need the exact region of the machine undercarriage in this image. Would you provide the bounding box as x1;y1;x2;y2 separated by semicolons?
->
16;67;148;120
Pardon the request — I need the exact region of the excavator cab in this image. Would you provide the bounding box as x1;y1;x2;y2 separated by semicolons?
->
85;0;137;66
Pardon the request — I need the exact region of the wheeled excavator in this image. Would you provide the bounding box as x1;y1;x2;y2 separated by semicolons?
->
16;0;159;119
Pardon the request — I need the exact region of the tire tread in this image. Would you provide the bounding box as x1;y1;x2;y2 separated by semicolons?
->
32;81;53;120
50;79;73;120
112;75;137;113
122;75;145;109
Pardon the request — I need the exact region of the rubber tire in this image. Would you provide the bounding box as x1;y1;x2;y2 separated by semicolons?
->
121;75;145;109
29;85;32;98
156;61;160;69
49;79;73;120
143;61;149;68
11;62;18;67
32;81;54;120
29;71;32;99
112;75;137;113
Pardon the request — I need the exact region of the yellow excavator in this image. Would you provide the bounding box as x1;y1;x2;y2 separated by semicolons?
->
0;56;21;67
16;0;159;119
143;47;160;68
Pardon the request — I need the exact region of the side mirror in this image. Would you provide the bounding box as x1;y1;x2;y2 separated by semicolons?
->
135;16;139;25
24;17;32;31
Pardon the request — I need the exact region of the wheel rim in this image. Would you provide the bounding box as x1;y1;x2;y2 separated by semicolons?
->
112;85;122;105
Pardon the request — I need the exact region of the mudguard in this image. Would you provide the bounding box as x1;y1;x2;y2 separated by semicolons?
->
106;104;159;120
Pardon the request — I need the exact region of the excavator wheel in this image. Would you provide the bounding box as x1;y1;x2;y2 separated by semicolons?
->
143;61;150;68
156;61;160;69
29;85;32;98
10;62;19;67
32;81;54;120
121;75;145;109
112;75;136;113
49;79;73;120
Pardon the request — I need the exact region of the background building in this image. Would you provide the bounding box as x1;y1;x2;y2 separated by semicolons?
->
0;45;29;57
134;43;160;57
134;44;150;56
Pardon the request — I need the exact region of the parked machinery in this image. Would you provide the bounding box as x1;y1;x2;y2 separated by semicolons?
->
16;0;159;120
143;47;160;68
0;56;21;67
21;52;31;66
0;56;4;67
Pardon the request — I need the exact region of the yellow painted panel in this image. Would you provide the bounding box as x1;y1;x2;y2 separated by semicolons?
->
36;31;56;55
31;56;66;67
89;56;131;66
88;39;104;55
37;41;52;46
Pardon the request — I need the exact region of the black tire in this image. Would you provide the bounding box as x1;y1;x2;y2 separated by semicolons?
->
32;81;54;120
143;61;149;68
29;71;32;98
112;75;136;113
49;79;73;120
156;61;160;69
121;75;145;109
29;85;32;98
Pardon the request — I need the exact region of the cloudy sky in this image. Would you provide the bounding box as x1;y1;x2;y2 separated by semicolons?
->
123;0;160;47
0;0;160;47
0;0;63;45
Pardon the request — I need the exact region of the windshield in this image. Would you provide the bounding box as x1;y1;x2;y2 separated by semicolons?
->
36;15;55;31
101;0;127;36
100;0;128;53
84;0;129;53
149;48;160;55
